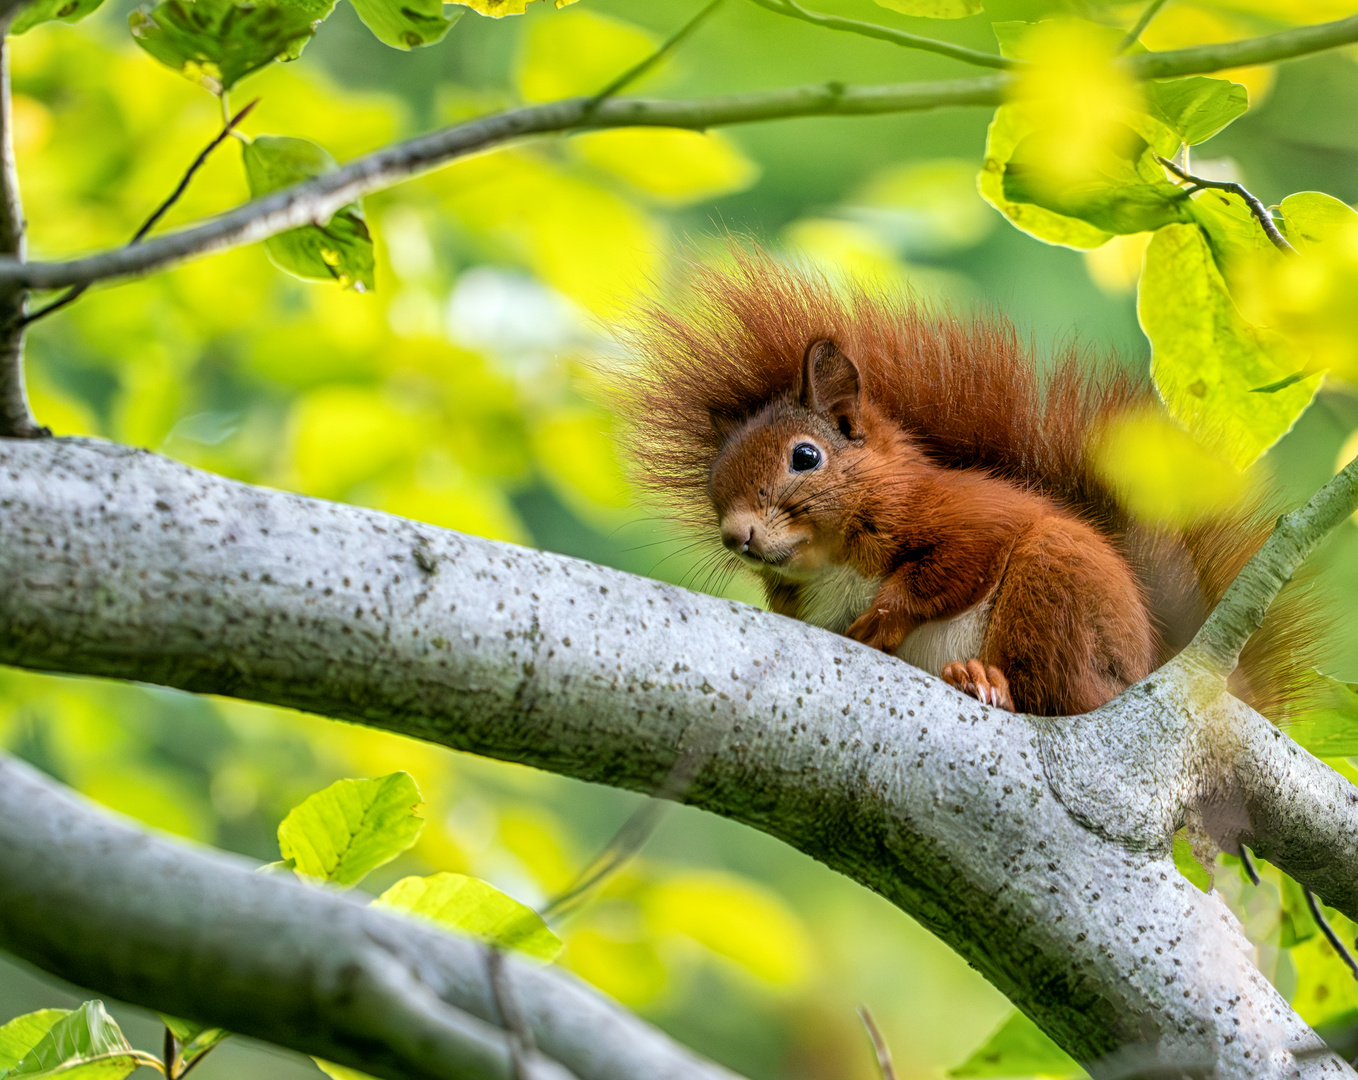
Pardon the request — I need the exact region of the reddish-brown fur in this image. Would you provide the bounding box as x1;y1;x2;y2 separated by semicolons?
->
616;249;1323;718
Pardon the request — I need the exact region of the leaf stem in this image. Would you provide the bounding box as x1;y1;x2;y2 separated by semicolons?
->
747;0;1013;70
1156;155;1295;255
1118;0;1169;54
857;1006;899;1080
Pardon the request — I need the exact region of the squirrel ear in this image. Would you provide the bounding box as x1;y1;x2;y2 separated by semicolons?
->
800;338;862;439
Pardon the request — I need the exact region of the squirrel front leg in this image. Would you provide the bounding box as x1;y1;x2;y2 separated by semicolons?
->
844;573;925;653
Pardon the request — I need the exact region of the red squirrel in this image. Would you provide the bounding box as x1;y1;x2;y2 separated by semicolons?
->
619;250;1320;718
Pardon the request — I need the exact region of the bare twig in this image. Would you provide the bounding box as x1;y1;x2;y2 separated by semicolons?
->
857;1006;899;1080
1306;889;1358;981
747;0;1013;70
163;1027;177;1079
1239;844;1261;887
583;0;724;115
20;97;260;328
0;28;43;438
1157;155;1295;254
1119;0;1170;54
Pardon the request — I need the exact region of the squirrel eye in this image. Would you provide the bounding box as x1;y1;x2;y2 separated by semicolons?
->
790;442;822;472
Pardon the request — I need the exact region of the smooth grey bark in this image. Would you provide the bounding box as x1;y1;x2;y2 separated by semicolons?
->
1;436;1355;1078
0;751;741;1080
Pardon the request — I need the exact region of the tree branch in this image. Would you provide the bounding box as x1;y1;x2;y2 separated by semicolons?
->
0;436;1353;1077
0;25;44;439
0;11;1353;296
0;751;738;1080
745;0;1013;70
1157;155;1295;254
1188;454;1358;678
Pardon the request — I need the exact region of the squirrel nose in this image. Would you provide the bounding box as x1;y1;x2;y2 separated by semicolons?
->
720;520;758;555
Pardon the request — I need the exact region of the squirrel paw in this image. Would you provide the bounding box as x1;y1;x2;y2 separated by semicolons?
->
942;659;1014;712
845;607;909;654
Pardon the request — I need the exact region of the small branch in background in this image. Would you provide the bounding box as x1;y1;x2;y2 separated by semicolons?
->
857;1006;899;1080
1239;844;1261;887
1119;0;1169;53
582;0;724;116
1157;155;1296;254
1306;889;1358;980
0;28;45;438
486;947;534;1080
163;1027;177;1079
19;97;260;328
747;0;1014;70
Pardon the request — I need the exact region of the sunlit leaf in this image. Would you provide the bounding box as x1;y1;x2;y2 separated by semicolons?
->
1146;77;1248;147
1083;231;1152;294
242;135;375;292
1139;223;1319;469
572;129;759;206
1291;926;1358;1027
0;1012;69;1073
872;0;980;17
1288;675;1358;757
11;0;105;34
1280;191;1358;250
128;0;314;94
374;872;562;959
348;0;463;50
1172;833;1210;893
6;1002;155;1080
516;8;657;102
1140;5;1276;105
278;772;424;886
1090;410;1249;525
644;872;812;987
313;1059;377;1080
1279;872;1319;949
948;1010;1082;1078
455;0;576;15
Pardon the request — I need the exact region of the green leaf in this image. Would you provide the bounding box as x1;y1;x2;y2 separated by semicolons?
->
1280;191;1358;251
5;1002;155;1080
277;771;423;886
873;0;982;16
1288;675;1358;757
128;0;315;94
979;105;1112;250
0;1013;69;1074
10;0;106;34
348;0;463;49
1280;872;1319;949
1139;223;1320;470
243;136;375;292
948;1010;1083;1078
313;1059;378;1080
374;872;563;960
1146;77;1249;146
1172;833;1211;893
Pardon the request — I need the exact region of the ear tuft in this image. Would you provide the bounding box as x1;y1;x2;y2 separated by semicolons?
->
800;338;862;439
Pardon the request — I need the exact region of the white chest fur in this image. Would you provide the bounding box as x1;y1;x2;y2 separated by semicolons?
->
793;563;991;676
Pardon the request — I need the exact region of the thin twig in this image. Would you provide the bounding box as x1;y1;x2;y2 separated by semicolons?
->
19;97;260;327
163;1027;177;1080
485;947;534;1080
583;0;725;115
1306;889;1358;980
1238;844;1261;886
1119;0;1170;54
748;0;1013;70
1157;155;1295;254
857;1006;899;1080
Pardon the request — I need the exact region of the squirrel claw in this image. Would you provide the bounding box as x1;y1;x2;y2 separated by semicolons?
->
845;607;908;654
942;659;1014;712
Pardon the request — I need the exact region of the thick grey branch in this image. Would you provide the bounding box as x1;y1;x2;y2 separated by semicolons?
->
7;10;1358;295
1;436;1355;1077
1189;454;1358;676
0;752;737;1080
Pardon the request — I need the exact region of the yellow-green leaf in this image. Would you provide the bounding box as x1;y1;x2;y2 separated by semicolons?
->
572;129;759;206
1146;76;1249;146
278;772;424;887
873;0;981;17
313;1060;377;1080
1288;675;1358;757
948;1010;1081;1078
1139;223;1319;469
516;9;657;102
348;0;463;50
11;0;105;34
374;872;562;959
242;136;375;292
6;1002;155;1080
1280;191;1358;251
0;1012;69;1074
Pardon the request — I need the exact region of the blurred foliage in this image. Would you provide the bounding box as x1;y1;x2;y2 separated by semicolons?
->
7;0;1358;1078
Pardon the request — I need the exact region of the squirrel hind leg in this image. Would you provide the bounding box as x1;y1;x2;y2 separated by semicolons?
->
942;659;1015;712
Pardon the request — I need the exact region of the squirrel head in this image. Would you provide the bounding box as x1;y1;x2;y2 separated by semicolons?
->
707;338;907;578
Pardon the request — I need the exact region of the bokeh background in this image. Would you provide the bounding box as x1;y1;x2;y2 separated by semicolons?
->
5;1;1358;1077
